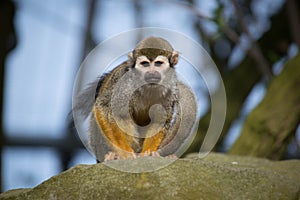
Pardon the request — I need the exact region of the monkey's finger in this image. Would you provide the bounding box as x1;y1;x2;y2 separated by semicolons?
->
151;151;161;157
130;152;137;159
104;152;119;162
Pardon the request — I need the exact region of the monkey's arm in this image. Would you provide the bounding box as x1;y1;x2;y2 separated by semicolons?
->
92;60;137;159
158;82;198;156
93;105;135;155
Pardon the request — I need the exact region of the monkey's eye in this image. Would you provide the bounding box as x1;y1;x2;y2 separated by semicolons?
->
140;61;150;67
154;61;164;67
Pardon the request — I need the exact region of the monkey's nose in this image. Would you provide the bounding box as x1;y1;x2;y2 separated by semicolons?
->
145;71;161;83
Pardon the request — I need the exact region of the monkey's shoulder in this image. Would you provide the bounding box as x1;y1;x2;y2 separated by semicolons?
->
95;60;132;98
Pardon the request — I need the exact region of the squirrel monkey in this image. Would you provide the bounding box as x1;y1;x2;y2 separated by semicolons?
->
75;37;197;162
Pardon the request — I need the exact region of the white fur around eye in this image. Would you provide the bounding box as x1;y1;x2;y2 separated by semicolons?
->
154;56;170;69
135;55;170;71
155;56;169;62
136;56;150;69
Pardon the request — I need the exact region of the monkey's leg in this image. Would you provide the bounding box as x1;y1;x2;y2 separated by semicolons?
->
93;106;135;159
140;130;165;155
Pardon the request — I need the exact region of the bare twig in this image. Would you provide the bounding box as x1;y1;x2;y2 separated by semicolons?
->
133;0;144;42
134;0;143;27
167;0;274;79
286;0;300;46
154;0;212;20
81;0;98;60
172;1;212;20
230;0;273;79
230;0;251;36
221;26;240;44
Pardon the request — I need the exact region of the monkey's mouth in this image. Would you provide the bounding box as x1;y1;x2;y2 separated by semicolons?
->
145;77;161;84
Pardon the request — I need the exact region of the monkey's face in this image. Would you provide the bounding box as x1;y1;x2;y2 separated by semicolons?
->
135;55;170;84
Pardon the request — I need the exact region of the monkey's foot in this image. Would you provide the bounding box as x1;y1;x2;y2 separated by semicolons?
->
104;151;138;162
140;150;161;157
166;154;178;159
104;152;120;162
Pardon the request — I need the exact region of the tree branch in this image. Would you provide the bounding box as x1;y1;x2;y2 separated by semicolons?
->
229;0;273;79
171;0;274;79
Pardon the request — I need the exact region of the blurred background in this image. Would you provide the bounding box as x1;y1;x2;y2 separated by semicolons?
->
0;0;299;192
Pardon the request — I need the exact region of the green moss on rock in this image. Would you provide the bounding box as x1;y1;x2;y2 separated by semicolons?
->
1;153;299;200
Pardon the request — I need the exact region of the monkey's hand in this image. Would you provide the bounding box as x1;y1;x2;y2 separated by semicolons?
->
104;151;137;162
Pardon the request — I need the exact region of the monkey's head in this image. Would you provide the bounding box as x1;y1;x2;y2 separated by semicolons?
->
129;37;179;84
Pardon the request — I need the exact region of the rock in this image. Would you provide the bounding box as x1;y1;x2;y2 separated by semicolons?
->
1;153;299;200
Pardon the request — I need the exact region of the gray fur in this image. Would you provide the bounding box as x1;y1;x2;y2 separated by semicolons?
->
74;37;197;162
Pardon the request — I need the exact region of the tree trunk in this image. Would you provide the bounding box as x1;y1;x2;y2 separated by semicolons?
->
229;53;300;160
184;0;296;155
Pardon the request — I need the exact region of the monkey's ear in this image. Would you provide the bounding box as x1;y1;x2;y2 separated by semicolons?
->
170;51;179;67
128;52;136;67
128;52;134;60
